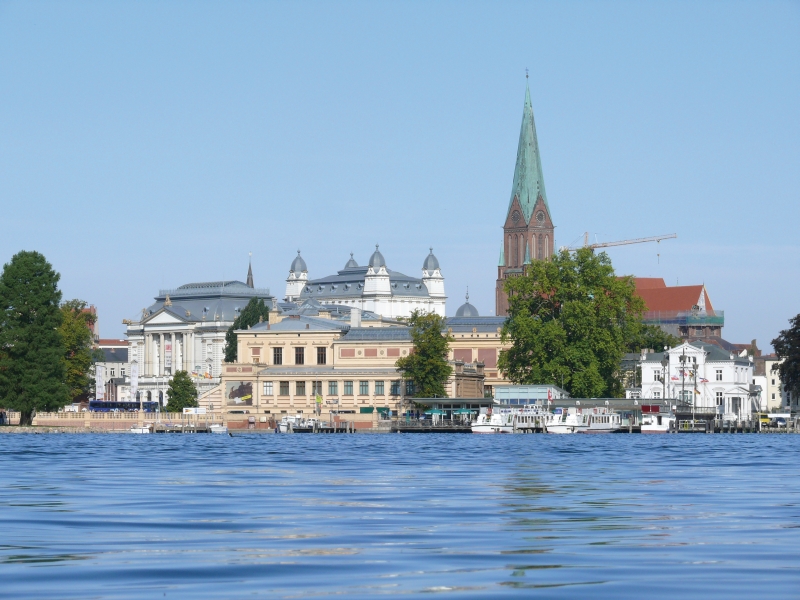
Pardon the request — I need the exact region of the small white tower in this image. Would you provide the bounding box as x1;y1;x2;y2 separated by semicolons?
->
421;247;445;298
284;250;308;302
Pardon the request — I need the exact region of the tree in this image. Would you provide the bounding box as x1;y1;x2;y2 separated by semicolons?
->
59;299;96;402
772;314;800;401
395;310;453;398
498;248;647;398
165;370;198;413
0;251;69;424
626;323;680;354
224;297;270;362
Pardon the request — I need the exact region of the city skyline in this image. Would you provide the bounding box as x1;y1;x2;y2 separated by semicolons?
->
1;2;798;348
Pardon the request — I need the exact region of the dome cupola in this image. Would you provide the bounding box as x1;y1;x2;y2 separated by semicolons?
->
422;247;440;271
368;244;386;269
455;290;479;317
344;253;358;269
290;250;307;273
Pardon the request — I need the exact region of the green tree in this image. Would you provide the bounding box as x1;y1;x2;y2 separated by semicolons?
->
0;251;69;424
625;323;680;354
772;314;800;401
224;297;271;362
59;299;96;402
395;310;453;398
498;248;646;398
165;370;198;413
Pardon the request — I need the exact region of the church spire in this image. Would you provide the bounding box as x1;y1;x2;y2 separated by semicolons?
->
508;81;549;224
246;252;254;288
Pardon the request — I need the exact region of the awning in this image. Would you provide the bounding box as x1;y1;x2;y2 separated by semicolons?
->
424;409;444;415
359;407;374;414
376;407;391;414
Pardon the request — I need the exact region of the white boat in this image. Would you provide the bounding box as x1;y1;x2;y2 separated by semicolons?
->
545;408;589;434
471;411;515;434
209;424;228;434
582;407;622;433
130;425;151;434
640;405;675;433
278;415;315;433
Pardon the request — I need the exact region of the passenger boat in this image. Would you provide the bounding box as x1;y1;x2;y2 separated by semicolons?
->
545;408;588;434
278;415;317;433
471;411;515;434
582;407;622;433
640;405;675;433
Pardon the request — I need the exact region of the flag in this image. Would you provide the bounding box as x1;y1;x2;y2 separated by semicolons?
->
130;361;139;399
315;394;323;404
95;365;105;400
671;376;679;381
547;388;552;401
700;378;709;383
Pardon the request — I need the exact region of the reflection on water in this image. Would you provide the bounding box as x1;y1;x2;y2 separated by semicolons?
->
0;434;799;598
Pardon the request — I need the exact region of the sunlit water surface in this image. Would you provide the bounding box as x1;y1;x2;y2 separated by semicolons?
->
1;433;798;599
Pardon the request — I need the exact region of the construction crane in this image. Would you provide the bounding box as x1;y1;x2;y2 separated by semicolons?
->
560;232;677;252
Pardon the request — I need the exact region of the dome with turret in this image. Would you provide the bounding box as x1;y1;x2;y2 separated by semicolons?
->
455;291;479;317
344;253;358;269
290;250;307;273
422;248;440;271
368;245;386;269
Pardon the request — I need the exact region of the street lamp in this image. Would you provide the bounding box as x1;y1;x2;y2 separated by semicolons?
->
660;346;669;402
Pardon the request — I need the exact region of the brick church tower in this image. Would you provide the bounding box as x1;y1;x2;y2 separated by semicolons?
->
495;82;555;316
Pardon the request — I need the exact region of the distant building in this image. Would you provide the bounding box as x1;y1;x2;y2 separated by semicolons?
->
638;341;756;422
754;354;790;412
284;246;446;318
633;278;724;339
496;82;555;316
125;271;276;405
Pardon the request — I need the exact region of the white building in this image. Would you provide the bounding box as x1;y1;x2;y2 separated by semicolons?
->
284;246;446;319
125;278;275;405
640;341;756;422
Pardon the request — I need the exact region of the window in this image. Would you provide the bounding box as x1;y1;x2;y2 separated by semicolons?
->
295;347;304;365
279;381;289;396
121;369;126;377
296;381;306;395
329;381;338;395
110;369;115;377
653;370;662;382
273;347;283;365
359;381;369;395
694;328;703;335
375;381;385;395
391;380;401;395
772;393;775;400
312;381;322;395
715;369;723;381
716;391;723;406
653;391;661;399
344;381;353;395
263;381;273;396
772;379;775;385
317;347;326;365
406;380;415;395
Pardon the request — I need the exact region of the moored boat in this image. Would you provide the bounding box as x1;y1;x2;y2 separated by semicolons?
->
130;425;151;434
640;405;675;433
209;423;228;434
471;411;515;434
581;407;622;433
545;408;588;434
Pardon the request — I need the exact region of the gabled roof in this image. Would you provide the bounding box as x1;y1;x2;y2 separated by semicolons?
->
633;278;667;290
507;83;549;225
635;283;713;312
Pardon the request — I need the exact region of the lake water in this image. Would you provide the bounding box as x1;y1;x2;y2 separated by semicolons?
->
1;433;798;599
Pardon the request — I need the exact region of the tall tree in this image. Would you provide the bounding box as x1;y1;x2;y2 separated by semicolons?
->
0;251;69;424
224;298;270;362
772;314;800;401
165;370;198;413
59;299;96;402
626;323;680;354
395;310;453;398
498;248;647;398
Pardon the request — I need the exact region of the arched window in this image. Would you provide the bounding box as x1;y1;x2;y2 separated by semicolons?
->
521;237;526;265
507;234;512;267
531;235;536;260
512;235;518;267
545;236;550;259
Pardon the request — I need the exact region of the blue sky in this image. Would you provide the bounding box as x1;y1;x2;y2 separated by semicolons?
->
1;1;798;349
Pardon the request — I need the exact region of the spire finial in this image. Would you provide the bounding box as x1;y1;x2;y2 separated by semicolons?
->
297;249;301;255
350;252;353;258
525;67;529;79
375;244;379;250
429;246;433;254
466;287;469;302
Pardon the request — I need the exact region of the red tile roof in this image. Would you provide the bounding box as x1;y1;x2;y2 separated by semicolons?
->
97;338;127;347
633;279;713;312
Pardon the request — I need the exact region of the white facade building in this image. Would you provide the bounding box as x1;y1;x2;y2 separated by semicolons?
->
284;246;446;319
640;341;756;422
125;279;275;405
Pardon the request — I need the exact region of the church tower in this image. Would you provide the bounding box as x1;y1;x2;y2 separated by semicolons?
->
495;81;555;316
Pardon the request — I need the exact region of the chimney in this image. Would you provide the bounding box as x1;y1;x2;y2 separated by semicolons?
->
350;307;361;328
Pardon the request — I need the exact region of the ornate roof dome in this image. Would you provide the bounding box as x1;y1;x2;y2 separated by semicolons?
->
368;244;386;269
422;247;440;271
290;250;307;273
455;291;479;317
344;253;358;269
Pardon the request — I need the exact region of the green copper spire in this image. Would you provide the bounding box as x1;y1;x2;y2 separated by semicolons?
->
507;82;549;224
498;246;505;267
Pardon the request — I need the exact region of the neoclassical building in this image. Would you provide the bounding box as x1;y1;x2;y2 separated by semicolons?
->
496;82;556;316
125;274;275;404
284;246;446;318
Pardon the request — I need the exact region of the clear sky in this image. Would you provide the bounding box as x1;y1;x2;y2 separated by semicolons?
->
1;1;798;349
